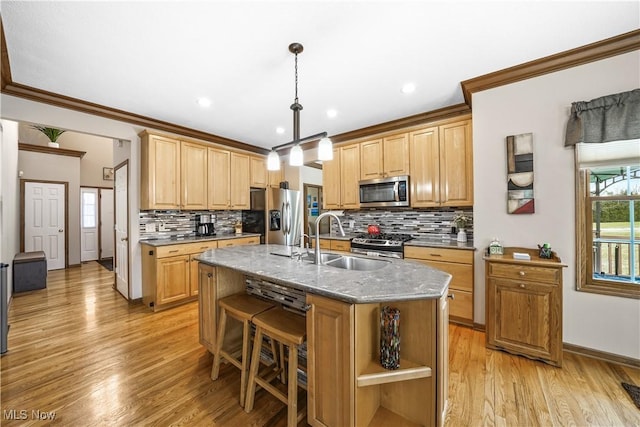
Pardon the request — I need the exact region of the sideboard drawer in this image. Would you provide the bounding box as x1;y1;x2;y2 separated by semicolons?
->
488;263;560;284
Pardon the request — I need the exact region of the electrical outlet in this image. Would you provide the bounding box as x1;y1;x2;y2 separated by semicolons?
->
158;222;167;232
349;220;355;229
145;223;156;232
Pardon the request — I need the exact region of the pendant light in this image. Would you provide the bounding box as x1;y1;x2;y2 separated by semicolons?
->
266;42;333;170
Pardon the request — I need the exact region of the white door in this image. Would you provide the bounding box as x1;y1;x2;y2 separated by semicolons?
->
100;189;114;259
80;188;99;262
114;164;129;299
24;182;66;270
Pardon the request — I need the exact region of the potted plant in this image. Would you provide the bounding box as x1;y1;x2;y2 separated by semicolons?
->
32;125;66;148
453;213;470;243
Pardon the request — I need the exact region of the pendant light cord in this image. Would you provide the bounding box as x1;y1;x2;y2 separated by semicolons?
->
294;51;299;104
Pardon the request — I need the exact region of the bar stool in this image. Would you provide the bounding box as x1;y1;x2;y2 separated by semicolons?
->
211;293;276;407
244;306;307;427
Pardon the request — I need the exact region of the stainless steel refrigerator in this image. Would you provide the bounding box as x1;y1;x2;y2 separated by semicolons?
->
268;188;302;247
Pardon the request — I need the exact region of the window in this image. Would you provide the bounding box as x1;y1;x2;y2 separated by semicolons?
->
576;148;640;298
82;191;97;229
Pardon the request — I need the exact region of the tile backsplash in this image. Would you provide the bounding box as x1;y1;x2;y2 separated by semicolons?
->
139;210;241;240
332;208;473;240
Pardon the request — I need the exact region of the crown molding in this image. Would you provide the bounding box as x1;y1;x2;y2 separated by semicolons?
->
461;29;640;106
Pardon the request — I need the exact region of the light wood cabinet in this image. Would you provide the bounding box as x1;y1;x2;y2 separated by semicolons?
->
217;235;260;248
141;240;219;311
405;246;474;326
268;164;284;188
312;238;351;253
484;247;566;367
360;133;409;180
307;293;448;426
323;144;360;209
180;140;208;210
140;132;181;210
207;148;251;210
230;152;250;209
198;264;247;354
409;119;473;207
250;156;268;188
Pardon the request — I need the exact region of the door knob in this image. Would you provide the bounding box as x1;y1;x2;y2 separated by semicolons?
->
58;229;63;232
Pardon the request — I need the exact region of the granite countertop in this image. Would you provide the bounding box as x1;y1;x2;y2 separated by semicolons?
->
139;233;261;247
196;244;451;304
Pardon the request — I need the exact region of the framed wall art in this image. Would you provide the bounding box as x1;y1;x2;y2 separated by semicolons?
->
103;167;114;181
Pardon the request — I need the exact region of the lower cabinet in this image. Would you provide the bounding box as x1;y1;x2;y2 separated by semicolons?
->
312;238;351;253
142;237;258;312
404;246;474;326
306;294;448;427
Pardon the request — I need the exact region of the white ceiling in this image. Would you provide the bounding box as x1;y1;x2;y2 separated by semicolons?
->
1;1;638;150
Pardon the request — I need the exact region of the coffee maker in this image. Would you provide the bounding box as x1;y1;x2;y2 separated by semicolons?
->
195;214;216;236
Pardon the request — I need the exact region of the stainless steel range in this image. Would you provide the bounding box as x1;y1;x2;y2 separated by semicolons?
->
350;233;413;259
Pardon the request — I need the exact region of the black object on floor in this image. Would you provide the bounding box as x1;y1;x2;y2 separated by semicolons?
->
97;259;113;272
622;382;640;410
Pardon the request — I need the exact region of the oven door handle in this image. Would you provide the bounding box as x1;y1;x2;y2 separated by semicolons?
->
393;181;400;202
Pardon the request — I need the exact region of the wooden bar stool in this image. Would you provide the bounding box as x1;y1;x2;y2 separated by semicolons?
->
244;307;307;427
211;293;276;407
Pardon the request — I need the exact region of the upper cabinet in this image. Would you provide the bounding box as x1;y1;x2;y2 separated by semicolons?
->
140;132;182;210
410;119;473;208
141;130;256;211
323;143;360;209
250;156;268;188
360;133;409;180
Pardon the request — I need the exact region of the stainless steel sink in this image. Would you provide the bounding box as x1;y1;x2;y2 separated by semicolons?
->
301;252;342;263
324;255;390;271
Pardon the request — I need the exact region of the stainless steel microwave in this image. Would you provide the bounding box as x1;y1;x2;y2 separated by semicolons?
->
359;175;410;208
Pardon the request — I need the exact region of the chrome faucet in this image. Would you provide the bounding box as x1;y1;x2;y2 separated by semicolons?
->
314;211;346;265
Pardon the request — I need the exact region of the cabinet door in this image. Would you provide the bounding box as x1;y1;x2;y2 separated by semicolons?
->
306;294;354;427
250;156;268;188
360;138;383;180
230;152;250;209
208;147;231;209
181;141;208;210
439;120;473;206
268;166;284;188
383;133;409;177
487;277;560;363
157;255;190;305
189;255;201;296
409;127;440;207
322;148;341;209
198;263;216;353
340;144;361;209
141;134;181;209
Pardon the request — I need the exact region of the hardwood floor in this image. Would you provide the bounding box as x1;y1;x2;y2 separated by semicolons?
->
1;262;638;426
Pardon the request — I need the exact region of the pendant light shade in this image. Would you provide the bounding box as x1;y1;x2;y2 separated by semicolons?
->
267;150;280;171
318;137;333;161
289;144;303;166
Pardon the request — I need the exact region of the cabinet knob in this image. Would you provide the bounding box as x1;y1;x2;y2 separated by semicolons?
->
207;273;213;278
447;294;455;300
520;284;525;288
519;271;526;276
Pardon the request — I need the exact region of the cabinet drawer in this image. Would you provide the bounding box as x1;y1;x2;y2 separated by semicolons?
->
313;239;331;250
182;241;218;254
488;263;560;284
218;236;259;247
330;240;351;252
418;259;473;292
404;246;473;264
448;289;472;321
155;245;191;258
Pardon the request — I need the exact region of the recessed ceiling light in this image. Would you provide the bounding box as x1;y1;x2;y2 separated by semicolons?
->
326;109;338;119
401;83;416;94
276;127;285;134
197;97;212;108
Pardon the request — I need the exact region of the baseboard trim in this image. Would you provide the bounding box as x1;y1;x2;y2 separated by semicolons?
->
563;343;640;368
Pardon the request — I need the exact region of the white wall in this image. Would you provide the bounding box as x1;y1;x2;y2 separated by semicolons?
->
473;51;640;359
0;120;21;303
19;123;115;188
1;94;143;299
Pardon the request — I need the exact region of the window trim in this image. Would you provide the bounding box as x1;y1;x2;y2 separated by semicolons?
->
576;167;640;299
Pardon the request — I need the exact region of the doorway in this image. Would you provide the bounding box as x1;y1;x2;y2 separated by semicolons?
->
303;184;327;247
22;180;68;270
114;161;129;299
80;187;114;262
99;188;114;259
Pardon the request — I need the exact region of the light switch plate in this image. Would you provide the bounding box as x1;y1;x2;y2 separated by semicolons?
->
145;223;156;232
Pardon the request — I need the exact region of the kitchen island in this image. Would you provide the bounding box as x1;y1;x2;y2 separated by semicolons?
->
197;244;451;427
